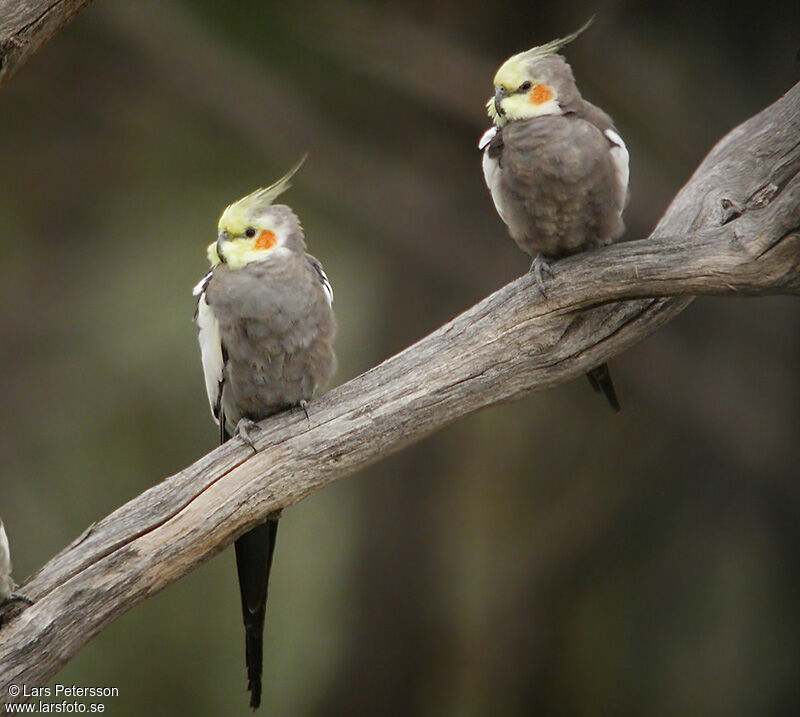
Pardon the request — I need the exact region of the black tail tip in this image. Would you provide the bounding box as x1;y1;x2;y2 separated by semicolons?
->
249;688;261;710
586;365;621;413
247;668;262;709
245;635;264;709
599;377;621;413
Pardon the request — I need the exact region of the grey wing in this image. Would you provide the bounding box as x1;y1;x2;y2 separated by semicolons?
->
302;254;338;396
306;255;334;306
573;100;630;212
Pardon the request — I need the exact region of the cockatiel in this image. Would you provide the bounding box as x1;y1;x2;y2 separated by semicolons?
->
193;158;336;708
480;19;628;411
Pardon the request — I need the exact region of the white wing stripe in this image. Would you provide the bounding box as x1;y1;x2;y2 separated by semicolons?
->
313;263;334;305
195;288;224;423
0;520;11;597
604;128;630;204
192;271;212;296
320;271;333;306
482;148;508;226
478;126;497;151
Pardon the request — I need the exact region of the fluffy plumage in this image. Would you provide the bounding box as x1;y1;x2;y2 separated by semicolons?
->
194;162;336;708
197;226;336;430
484;112;626;258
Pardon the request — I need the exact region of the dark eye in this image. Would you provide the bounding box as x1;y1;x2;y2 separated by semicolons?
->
519;81;532;92
244;227;256;238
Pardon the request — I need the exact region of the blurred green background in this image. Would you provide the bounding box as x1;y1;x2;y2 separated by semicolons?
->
2;0;800;715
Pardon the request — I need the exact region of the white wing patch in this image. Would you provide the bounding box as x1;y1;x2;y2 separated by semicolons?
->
605;128;630;208
0;520;13;598
479;126;510;225
192;271;211;297
481;140;510;227
195;281;224;424
478;126;497;151
319;267;334;306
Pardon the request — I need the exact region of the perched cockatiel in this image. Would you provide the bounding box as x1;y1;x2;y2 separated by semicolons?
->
480;19;628;411
193;158;336;708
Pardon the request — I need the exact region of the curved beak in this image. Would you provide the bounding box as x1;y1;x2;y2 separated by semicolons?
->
493;87;507;117
216;230;229;263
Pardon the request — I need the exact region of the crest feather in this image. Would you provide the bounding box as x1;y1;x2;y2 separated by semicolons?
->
522;15;594;58
221;154;308;223
522;16;594;60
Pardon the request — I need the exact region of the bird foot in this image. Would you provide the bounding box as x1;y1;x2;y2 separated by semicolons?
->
299;400;310;422
7;592;33;606
235;418;262;452
528;254;554;295
0;593;33;628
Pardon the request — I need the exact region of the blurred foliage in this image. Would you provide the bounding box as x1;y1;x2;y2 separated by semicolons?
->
1;0;800;715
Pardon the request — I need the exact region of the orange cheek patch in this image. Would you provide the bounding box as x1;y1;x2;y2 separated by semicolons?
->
255;230;276;250
530;84;554;105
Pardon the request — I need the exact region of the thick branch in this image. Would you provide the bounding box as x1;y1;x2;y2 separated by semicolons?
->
0;77;798;698
0;0;94;88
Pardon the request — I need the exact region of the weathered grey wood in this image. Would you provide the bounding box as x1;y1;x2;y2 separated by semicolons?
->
0;0;95;88
0;76;798;701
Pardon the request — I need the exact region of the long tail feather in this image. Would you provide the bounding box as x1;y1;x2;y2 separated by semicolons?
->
235;519;279;709
220;412;278;709
586;363;621;412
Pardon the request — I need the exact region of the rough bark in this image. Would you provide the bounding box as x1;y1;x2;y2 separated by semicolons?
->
0;0;95;88
0;73;798;703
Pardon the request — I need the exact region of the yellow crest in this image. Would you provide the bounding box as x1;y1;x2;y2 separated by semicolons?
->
218;154;308;232
493;16;594;88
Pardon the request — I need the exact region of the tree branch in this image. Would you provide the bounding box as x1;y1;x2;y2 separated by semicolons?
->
0;0;95;89
0;73;798;700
